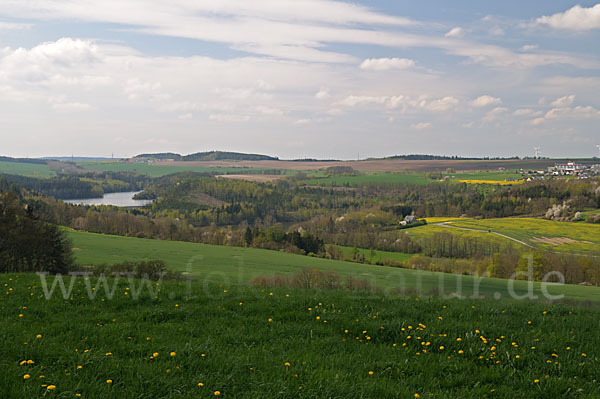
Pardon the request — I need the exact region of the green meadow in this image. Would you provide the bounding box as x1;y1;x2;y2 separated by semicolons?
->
0;161;55;178
1;273;599;398
78;161;295;177
67;230;600;301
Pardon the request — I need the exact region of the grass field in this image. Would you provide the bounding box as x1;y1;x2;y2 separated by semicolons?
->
78;161;295;178
447;218;600;255
405;224;520;249
1;273;599;398
304;172;432;186
446;171;523;182
337;246;414;264
67;230;600;301
0;161;55;178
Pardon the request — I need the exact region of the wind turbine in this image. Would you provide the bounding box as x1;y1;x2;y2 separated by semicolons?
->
534;147;541;159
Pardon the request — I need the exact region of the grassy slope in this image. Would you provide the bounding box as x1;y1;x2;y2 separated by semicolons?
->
0;161;55;178
67;230;600;301
447;218;600;255
78;161;295;177
1;274;599;398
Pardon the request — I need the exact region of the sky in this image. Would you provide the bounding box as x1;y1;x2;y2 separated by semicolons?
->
0;1;599;159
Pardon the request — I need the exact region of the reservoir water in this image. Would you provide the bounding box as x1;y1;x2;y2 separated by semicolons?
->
63;191;153;207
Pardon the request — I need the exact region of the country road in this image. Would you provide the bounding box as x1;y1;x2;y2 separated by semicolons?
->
434;221;600;258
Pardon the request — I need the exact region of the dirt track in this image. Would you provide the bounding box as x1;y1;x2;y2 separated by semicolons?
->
157;159;561;172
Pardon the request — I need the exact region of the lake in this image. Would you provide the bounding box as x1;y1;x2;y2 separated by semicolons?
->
63;191;153;207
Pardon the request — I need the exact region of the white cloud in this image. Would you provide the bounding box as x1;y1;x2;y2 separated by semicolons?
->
338;95;389;107
315;88;330;99
537;4;600;31
530;117;545;126
471;95;502;107
513;108;534;116
550;95;575;107
483;107;508;122
445;27;464;38
411;122;432;130
545;106;600;120
360;57;416;71
1;1;595;69
520;44;538;52
419;96;459;112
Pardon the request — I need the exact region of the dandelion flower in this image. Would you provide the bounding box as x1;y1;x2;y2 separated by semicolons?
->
534;379;540;383
47;385;56;390
170;352;176;357
198;382;204;387
36;334;42;339
153;352;159;357
284;362;291;367
368;371;374;375
214;391;221;396
23;374;31;380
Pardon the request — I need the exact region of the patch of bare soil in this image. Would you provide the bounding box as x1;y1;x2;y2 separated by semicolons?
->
185;192;227;207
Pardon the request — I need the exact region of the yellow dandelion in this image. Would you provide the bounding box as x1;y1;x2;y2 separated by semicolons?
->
47;385;56;390
456;338;462;342
153;352;159;357
214;391;221;396
170;352;176;357
106;379;113;384
368;371;374;375
105;352;112;356
27;360;34;364
198;382;204;387
534;379;540;383
439;346;445;350
285;362;291;367
77;365;82;370
36;334;42;339
23;374;31;380
458;350;464;354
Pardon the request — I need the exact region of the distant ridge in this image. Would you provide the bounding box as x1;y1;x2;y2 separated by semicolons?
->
378;154;522;161
0;156;47;165
134;151;279;161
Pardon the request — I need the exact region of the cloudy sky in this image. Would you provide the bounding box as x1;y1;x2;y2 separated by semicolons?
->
1;1;599;159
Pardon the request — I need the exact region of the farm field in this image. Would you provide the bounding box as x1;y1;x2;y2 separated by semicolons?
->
154;158;563;172
304;172;432;186
67;230;600;301
0;161;55;178
444;171;523;181
2;273;600;398
405;224;521;249
446;218;600;255
78;161;295;178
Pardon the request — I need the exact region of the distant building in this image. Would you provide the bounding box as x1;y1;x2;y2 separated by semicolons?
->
404;215;417;224
548;161;585;175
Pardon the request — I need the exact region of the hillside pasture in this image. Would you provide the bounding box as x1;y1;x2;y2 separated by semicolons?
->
67;230;600;301
0;161;55;178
